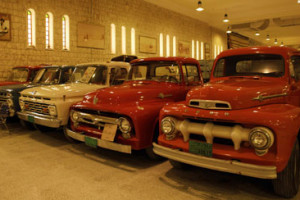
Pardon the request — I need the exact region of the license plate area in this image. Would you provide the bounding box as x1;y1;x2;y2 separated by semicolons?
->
189;140;212;157
85;136;97;148
28;115;34;123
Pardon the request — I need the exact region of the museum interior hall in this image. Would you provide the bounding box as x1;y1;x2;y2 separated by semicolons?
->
0;0;300;199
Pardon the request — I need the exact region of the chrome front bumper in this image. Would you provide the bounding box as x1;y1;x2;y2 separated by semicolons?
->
17;111;61;128
65;127;132;154
153;143;277;179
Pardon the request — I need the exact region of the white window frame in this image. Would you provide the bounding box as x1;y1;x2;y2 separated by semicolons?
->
45;12;54;49
62;15;70;50
131;28;135;55
27;8;36;47
122;26;126;54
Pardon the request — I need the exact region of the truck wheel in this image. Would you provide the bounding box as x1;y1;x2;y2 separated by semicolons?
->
63;125;80;143
169;159;189;169
20;119;35;130
145;124;164;160
272;138;300;198
145;146;163;160
34;124;57;133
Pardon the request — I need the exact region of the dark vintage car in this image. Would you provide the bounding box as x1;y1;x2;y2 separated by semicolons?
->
0;65;44;87
64;57;203;159
0;65;74;118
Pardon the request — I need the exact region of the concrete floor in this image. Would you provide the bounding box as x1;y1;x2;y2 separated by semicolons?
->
0;122;299;200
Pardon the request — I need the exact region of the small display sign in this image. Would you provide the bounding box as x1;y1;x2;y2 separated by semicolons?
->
189;140;213;157
80;67;96;83
101;124;118;141
85;136;97;148
28;115;34;123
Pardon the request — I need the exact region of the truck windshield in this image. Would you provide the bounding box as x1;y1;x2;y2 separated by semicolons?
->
71;65;108;84
38;68;60;84
8;68;29;82
213;54;285;78
128;62;181;83
32;68;46;83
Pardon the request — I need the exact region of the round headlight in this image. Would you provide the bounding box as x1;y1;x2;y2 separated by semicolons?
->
119;117;132;134
48;105;57;116
161;117;177;140
249;127;274;151
6;93;12;98
71;110;79;122
121;132;131;139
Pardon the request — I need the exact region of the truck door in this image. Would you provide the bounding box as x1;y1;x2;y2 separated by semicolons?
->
290;55;300;106
182;63;202;94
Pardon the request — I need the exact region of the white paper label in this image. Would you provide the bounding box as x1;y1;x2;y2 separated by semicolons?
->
101;124;118;141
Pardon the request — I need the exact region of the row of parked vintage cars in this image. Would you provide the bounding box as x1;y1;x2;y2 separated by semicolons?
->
1;46;300;198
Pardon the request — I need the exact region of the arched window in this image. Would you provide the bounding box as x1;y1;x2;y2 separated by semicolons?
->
27;9;36;47
62;15;70;50
111;23;116;54
131;28;135;55
173;36;176;56
160;33;163;57
192;40;195;58
201;42;204;60
214;45;217;58
45;12;54;49
196;41;199;60
166;35;170;57
121;26;126;54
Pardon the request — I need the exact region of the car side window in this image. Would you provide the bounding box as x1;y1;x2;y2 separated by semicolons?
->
110;68;128;86
182;64;200;85
291;56;300;81
213;59;225;77
62;67;74;83
28;69;38;81
132;65;147;80
154;65;180;83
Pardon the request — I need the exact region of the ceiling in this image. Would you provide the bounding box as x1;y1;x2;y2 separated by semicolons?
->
144;0;300;48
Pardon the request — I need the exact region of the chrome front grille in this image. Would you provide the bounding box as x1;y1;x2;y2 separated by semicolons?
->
73;111;123;134
24;101;50;115
0;97;7;104
76;112;119;128
189;99;231;110
21;94;51;101
174;119;250;150
0;92;7;98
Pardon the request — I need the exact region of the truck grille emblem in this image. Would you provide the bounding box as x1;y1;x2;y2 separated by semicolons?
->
252;92;288;102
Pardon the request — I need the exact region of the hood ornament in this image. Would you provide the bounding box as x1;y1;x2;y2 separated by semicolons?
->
93;96;99;104
31;91;37;95
158;93;172;99
252;92;288;102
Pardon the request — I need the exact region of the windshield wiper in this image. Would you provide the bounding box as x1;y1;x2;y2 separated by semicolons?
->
229;75;261;80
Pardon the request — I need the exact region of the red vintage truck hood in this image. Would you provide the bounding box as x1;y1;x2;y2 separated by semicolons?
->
0;81;25;86
89;81;179;106
186;77;289;110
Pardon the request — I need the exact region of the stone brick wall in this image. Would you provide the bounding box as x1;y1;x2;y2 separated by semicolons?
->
0;0;227;71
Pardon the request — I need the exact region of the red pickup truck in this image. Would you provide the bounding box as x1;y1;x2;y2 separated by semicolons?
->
153;46;300;198
0;65;44;86
64;57;203;159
